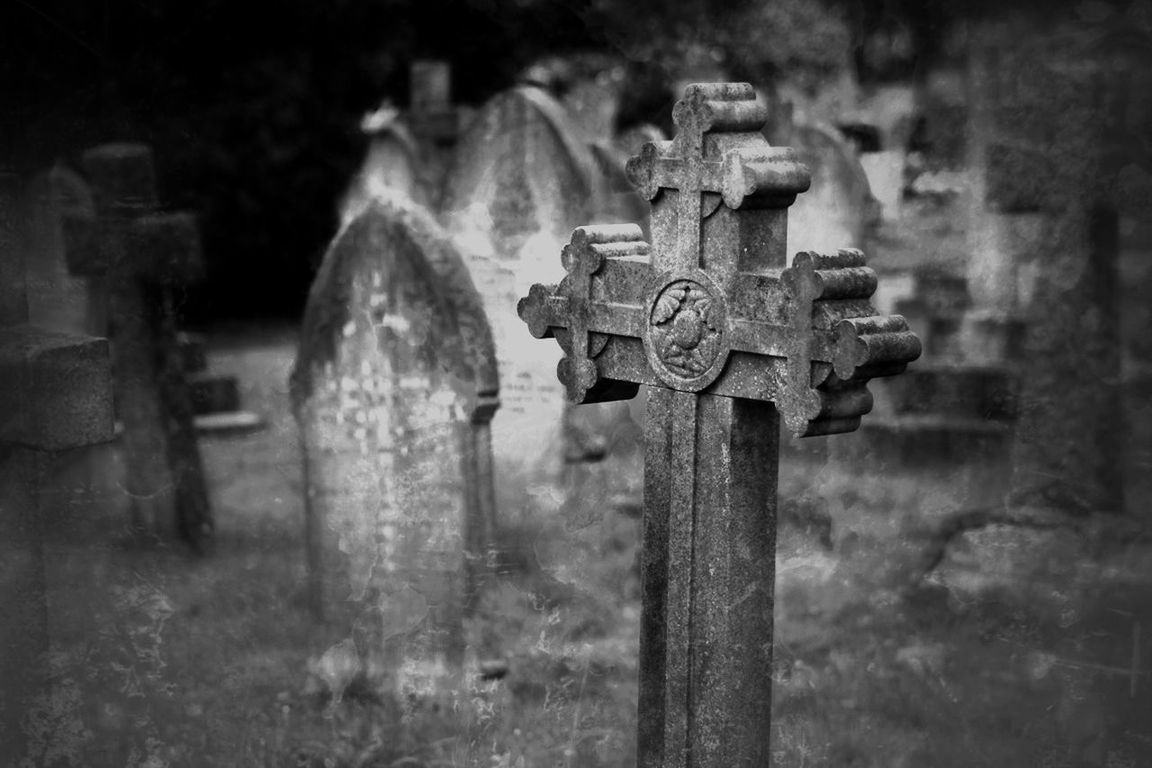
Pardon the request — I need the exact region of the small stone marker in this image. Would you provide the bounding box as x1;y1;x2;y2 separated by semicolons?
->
176;331;266;435
291;192;498;697
0;166;114;764
61;143;212;547
517;83;920;765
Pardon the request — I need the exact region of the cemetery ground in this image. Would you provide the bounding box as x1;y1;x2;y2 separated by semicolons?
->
30;322;1152;767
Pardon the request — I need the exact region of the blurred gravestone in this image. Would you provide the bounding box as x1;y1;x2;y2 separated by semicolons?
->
61;143;212;547
867;18;1128;510
340;106;423;222
407;59;465;205
179;331;265;434
858;147;905;224
27;164;256;438
971;22;1125;514
784;122;880;259
441;84;602;487
291;191;499;700
340;60;463;221
25;163;104;337
0;167;114;764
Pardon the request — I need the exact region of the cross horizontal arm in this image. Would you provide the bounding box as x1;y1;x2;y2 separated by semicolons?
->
519;237;920;433
518;256;650;343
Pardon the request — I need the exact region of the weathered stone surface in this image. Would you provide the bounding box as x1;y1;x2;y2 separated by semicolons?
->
969;20;1126;513
784;122;880;258
859;148;906;222
291;191;498;699
518;82;919;766
69;143;212;545
408;59;459;147
442;84;601;483
24;165;104;336
0;326;114;450
0;165;114;767
342;61;464;221
340;110;423;220
0;170;114;451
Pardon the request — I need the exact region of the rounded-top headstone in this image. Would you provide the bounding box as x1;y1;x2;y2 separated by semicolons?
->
443;85;595;260
784;123;879;259
292;190;499;698
293;190;497;411
442;85;600;481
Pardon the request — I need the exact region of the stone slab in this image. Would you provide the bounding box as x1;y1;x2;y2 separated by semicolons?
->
0;325;114;450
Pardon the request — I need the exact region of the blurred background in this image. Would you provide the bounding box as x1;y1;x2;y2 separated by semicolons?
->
2;0;1151;766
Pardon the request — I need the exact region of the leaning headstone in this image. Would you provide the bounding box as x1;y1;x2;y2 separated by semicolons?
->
61;143;212;547
441;84;599;484
291;191;499;703
0;166;114;765
518;82;920;766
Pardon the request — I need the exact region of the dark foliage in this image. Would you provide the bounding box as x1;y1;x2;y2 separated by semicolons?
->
1;0;602;321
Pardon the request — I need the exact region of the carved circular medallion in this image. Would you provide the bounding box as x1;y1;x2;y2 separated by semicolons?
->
644;271;729;391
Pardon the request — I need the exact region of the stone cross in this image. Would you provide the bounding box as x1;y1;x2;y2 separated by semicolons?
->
517;83;921;766
0;166;114;763
61;143;212;547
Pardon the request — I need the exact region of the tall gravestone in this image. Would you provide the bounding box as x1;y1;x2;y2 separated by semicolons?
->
0;166;114;764
291;191;498;701
61;144;213;546
518;82;920;766
441;84;602;487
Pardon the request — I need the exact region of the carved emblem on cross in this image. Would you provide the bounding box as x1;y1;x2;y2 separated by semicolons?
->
518;82;919;436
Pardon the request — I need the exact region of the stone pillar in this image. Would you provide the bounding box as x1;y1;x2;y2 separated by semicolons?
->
0;166;114;764
63;143;213;545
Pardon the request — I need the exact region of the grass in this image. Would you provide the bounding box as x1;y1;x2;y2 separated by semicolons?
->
21;328;1152;767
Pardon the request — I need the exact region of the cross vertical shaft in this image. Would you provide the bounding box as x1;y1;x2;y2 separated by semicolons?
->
641;390;778;767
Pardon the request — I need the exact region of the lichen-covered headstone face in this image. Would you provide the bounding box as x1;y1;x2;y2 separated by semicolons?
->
442;86;599;483
292;192;497;704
